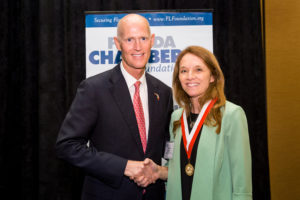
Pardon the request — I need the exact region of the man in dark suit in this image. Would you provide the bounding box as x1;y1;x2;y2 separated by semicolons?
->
55;14;173;200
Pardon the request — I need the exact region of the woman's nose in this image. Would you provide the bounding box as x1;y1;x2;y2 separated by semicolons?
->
187;71;195;79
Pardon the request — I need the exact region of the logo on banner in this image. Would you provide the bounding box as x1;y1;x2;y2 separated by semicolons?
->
88;36;181;73
147;36;180;73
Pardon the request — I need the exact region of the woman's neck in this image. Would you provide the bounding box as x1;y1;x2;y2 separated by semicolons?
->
190;98;201;114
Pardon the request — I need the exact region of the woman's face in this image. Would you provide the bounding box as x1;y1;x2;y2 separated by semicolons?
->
178;53;215;102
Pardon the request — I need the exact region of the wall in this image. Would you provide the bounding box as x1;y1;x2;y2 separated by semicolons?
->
265;0;300;199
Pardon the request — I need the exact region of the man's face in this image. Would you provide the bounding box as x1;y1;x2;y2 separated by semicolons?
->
114;21;154;73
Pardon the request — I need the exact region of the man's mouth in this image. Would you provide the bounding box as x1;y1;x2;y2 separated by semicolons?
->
132;53;144;57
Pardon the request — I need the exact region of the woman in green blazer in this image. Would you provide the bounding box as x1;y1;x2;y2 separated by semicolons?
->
146;46;252;200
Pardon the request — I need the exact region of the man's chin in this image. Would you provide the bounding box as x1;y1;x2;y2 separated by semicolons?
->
131;65;146;70
122;60;147;70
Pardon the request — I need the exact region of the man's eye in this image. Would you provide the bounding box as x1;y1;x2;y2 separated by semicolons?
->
127;38;132;42
141;37;146;41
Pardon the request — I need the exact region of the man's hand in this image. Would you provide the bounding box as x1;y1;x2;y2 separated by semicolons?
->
124;160;144;178
124;160;153;187
124;159;168;188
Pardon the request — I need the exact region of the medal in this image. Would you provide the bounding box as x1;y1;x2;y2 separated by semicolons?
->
181;99;217;177
185;163;194;176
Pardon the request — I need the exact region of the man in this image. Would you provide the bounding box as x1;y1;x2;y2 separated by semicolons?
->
55;14;173;200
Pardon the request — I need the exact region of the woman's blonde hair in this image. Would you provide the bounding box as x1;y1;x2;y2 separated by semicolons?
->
172;46;226;134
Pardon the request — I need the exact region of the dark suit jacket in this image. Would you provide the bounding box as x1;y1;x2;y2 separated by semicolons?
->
55;64;173;200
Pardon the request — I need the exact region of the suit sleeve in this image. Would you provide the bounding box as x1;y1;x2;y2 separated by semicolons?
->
55;80;127;188
227;106;253;200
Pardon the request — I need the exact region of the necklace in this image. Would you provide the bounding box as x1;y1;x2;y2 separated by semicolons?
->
189;104;197;129
189;112;198;130
189;114;195;129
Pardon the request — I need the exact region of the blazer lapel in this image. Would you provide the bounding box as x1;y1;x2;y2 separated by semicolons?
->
190;125;217;200
109;65;145;156
166;113;184;200
167;110;217;200
144;74;160;155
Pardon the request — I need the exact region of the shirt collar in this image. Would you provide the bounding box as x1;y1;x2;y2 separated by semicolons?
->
120;62;146;88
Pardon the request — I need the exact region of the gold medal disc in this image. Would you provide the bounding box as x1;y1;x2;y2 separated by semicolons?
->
185;163;194;176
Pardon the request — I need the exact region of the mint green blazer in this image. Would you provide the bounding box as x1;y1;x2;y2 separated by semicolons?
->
166;101;252;200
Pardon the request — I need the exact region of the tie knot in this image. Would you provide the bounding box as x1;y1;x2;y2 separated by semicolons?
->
134;81;141;89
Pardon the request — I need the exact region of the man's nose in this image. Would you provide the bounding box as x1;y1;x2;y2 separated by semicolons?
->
134;40;141;50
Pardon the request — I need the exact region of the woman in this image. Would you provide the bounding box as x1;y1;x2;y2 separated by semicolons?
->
146;46;252;200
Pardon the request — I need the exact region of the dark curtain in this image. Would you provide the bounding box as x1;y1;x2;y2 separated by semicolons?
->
1;0;39;199
0;0;270;200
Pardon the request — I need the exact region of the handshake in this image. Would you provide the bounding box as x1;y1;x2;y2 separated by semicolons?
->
124;158;167;187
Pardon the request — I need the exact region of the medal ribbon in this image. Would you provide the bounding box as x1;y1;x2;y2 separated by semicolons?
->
181;98;217;159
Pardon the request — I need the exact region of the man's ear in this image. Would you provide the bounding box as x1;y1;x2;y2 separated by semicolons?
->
150;34;155;48
114;37;121;50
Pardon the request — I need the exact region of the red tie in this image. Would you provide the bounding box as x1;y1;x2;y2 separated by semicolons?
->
133;81;147;153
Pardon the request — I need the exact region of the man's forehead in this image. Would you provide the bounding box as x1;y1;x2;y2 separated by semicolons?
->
117;14;151;37
119;25;150;38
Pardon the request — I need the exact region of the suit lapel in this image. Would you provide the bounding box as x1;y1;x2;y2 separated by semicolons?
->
144;74;159;155
109;65;145;156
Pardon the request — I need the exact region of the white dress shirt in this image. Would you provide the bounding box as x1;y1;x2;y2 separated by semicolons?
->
120;63;149;140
